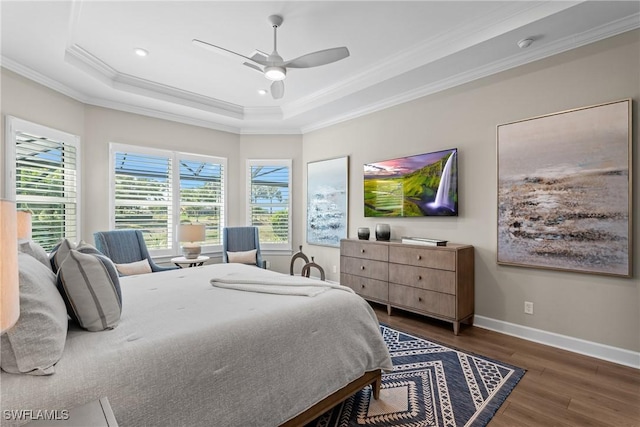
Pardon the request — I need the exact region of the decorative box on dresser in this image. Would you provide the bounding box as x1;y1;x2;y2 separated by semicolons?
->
340;239;474;335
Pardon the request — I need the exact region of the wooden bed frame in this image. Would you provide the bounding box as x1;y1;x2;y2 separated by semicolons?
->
280;369;382;426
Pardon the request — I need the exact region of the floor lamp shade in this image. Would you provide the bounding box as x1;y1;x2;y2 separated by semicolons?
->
180;223;206;259
1;200;20;333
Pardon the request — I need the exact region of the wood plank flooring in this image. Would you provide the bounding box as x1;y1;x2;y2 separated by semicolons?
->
372;304;640;427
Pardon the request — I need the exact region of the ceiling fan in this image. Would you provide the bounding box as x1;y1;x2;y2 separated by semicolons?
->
193;15;350;100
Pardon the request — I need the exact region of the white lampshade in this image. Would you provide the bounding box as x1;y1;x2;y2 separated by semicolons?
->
17;210;32;241
179;223;206;242
179;223;206;260
1;200;20;333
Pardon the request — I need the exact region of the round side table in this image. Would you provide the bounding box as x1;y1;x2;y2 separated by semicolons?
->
171;255;210;268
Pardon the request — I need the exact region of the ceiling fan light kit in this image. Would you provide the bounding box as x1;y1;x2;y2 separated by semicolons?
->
193;14;349;100
264;66;286;81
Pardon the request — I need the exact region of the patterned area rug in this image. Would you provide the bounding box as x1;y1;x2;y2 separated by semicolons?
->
308;324;525;427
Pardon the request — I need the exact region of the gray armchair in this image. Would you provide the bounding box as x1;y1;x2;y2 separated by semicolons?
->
93;230;178;273
222;226;264;268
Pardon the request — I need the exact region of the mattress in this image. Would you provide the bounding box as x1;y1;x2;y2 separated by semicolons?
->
1;263;392;426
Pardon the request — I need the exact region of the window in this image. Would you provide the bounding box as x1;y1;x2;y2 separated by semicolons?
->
5;117;80;251
110;143;225;256
247;159;291;250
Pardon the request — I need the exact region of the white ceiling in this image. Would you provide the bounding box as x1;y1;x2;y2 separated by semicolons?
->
1;1;639;134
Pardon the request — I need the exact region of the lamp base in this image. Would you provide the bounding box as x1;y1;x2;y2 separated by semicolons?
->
182;243;201;259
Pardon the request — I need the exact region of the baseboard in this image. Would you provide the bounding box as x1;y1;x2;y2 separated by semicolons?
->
474;315;640;369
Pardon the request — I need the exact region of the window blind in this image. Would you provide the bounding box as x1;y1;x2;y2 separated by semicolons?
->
15;131;78;251
249;163;290;245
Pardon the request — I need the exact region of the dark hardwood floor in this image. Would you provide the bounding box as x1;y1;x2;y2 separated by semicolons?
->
372;304;640;427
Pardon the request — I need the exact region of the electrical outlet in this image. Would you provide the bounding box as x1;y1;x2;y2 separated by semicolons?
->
265;261;271;269
332;265;337;273
524;301;534;315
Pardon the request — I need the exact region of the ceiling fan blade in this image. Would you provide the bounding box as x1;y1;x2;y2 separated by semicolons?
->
271;80;284;99
249;50;270;65
192;39;258;63
243;62;264;74
284;47;350;68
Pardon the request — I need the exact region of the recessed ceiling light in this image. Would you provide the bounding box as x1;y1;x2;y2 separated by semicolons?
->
134;48;149;57
258;89;267;95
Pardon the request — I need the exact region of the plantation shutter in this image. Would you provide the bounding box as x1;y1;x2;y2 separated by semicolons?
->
248;161;291;247
113;151;172;249
179;157;225;245
15;130;79;251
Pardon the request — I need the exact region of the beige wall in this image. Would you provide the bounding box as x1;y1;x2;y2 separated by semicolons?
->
302;30;640;352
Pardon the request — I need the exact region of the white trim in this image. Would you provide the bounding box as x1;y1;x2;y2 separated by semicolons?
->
5;116;82;241
474;315;640;369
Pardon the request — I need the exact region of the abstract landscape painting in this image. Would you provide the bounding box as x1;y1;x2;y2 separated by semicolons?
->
497;99;631;277
307;157;348;247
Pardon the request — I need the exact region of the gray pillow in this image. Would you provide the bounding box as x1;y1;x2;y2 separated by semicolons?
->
49;238;76;273
56;250;122;332
76;240;103;256
18;240;51;270
0;253;68;375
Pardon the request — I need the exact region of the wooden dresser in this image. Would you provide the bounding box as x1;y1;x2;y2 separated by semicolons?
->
340;238;474;335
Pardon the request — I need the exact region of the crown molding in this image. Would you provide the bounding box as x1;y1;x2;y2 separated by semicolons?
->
64;44;246;119
301;14;640;134
3;9;637;136
1;56;90;104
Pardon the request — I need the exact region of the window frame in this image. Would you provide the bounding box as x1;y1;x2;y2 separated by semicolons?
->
109;143;227;257
5;116;82;247
246;159;292;252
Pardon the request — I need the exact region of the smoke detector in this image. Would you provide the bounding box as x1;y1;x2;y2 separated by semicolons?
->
517;38;534;49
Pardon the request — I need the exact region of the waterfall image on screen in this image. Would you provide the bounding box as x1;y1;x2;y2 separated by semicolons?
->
364;148;458;217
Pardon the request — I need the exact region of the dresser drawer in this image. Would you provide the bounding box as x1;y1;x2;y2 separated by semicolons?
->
340;257;388;281
389;245;456;270
388;263;455;294
341;240;388;261
389;284;455;319
341;273;388;302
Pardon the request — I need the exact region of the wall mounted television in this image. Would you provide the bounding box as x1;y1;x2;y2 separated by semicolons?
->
364;148;458;217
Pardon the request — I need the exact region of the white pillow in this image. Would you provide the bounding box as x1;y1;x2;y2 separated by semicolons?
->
18;240;51;270
1;253;68;375
227;249;257;265
115;259;152;276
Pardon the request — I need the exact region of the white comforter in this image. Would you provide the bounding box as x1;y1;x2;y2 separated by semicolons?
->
1;263;392;427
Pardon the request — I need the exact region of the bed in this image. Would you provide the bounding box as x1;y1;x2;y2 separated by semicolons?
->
1;262;392;426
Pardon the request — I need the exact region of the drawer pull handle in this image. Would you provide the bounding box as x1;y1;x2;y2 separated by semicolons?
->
361;284;365;289
418;297;423;302
361;249;365;253
417;255;422;260
418;275;422;280
360;266;365;270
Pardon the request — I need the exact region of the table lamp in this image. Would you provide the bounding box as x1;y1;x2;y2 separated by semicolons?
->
17;210;32;241
1;200;20;333
179;223;206;259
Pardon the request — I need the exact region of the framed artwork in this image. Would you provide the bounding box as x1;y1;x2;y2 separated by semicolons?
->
307;156;349;247
497;99;632;277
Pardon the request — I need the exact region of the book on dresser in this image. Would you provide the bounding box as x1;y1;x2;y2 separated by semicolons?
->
401;236;447;246
339;238;474;335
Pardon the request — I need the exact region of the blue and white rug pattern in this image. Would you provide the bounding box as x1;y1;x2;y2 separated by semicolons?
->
309;324;525;427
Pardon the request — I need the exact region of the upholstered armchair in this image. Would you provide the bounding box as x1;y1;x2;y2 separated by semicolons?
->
93;230;178;273
222;226;264;268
